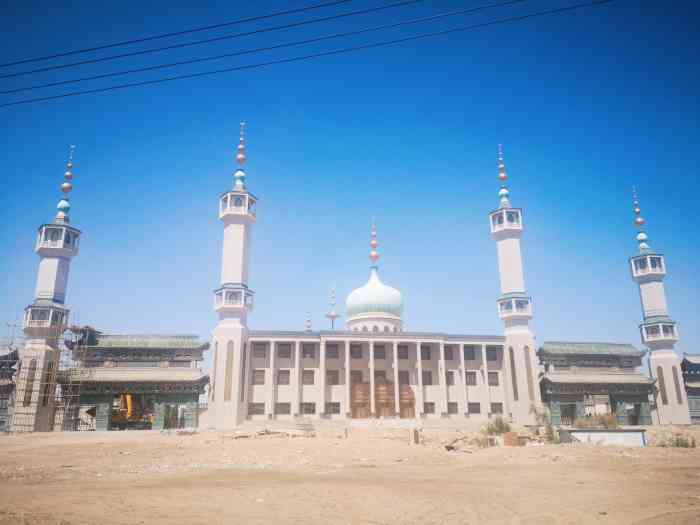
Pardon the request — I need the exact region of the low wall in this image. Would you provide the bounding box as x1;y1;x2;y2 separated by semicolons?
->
560;428;647;447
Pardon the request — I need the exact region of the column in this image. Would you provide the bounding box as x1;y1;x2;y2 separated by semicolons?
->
416;342;424;418
438;341;448;416
268;340;276;418
392;341;400;417
459;343;469;416
293;340;301;417
319;340;326;417
369;340;376;417
481;344;491;416
345;340;351;418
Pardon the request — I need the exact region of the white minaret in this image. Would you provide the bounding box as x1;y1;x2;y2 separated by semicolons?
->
629;189;689;424
325;286;341;330
11;146;82;432
489;145;541;425
210;123;257;429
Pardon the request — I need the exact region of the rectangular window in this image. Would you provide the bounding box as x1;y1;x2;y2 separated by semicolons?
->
422;371;433;386
487;347;500;361
398;370;410;385
224;343;234;401
446;370;455;386
252;369;265;385
326;344;339;359
374;370;387;381
488;372;499;386
302;344;315;359
465;371;477;386
302;369;315;385
374;345;386;360
248;403;265;415
468;402;481;414
444;347;454;361
491;402;504;414
421;346;431;360
277;369;290;385
301;402;316;415
463;345;476;361
325;402;341;414
448;402;459;414
252;344;266;358
326;370;340;385
275;402;291;415
350;345;363;359
277;343;292;359
423;402;435;414
351;370;363;383
397;345;409;360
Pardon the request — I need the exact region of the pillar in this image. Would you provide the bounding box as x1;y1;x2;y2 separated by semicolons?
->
481;344;491;416
268;340;276;418
438;341;448;416
293;340;301;417
345;339;351;418
369;340;376;417
458;343;469;416
392;341;400;417
416;342;424;418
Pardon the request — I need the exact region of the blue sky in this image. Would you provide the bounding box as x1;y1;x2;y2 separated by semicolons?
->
1;0;698;360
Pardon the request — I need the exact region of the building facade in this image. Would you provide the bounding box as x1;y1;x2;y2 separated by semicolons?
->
681;354;700;425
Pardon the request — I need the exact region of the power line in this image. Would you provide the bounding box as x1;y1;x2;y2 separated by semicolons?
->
1;0;529;95
0;0;615;109
0;0;424;80
0;0;353;69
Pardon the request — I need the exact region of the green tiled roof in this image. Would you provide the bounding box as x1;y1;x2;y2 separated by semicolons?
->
540;341;643;357
91;334;207;350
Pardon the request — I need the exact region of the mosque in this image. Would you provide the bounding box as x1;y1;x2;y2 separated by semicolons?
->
8;126;696;432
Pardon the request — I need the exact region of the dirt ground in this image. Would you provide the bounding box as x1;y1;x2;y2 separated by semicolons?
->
1;428;699;525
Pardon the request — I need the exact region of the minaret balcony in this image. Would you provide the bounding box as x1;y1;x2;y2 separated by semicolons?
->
630;254;665;282
489;208;523;239
214;284;254;312
35;224;81;257
640;319;678;346
219;191;257;222
23;304;69;338
497;294;532;320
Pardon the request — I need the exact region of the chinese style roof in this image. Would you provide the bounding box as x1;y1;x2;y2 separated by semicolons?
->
542;372;653;385
90;334;209;351
539;341;643;357
683;353;700;365
68;367;208;383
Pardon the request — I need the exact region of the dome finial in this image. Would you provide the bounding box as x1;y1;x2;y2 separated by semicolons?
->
369;217;379;267
56;145;76;224
234;121;247;191
632;186;652;253
497;144;511;209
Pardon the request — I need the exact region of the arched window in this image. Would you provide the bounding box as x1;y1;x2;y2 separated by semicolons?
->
234;197;243;207
672;366;683;405
210;343;218;402
383;326;390;333
64;233;71;246
23;359;37;407
524;346;535;402
224;341;234;402
393;326;398;333
50;229;59;241
372;326;379;332
508;347;518;402
657;366;668;405
362;326;368;332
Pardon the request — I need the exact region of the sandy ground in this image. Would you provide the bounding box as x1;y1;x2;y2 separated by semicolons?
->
1;428;699;525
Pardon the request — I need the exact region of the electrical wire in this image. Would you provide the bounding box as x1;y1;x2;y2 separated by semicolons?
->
1;0;529;95
0;0;353;69
0;0;424;80
0;0;615;109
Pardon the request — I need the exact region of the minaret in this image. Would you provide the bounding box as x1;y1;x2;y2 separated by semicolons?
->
629;188;689;424
210;123;257;429
325;286;341;330
489;145;541;425
11;146;82;432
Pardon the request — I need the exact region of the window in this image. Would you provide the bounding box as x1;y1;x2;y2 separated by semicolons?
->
422;371;433;386
374;370;387;381
252;369;265;385
221;196;228;210
491;402;504;414
448;402;459;414
444;347;454;361
463;346;476;361
326;370;340;385
423;402;435;414
509;347;519;402
398;371;410;385
657;366;668;405
524;346;535;402
252;344;266;358
41;360;54;407
248;403;265;415
374;346;386;360
372;326;379;332
468;402;481;414
351;370;363;383
398;345;409;360
465;371;477;386
234;197;243;207
302;344;315;359
650;256;663;270
301;402;316;415
325;402;341;414
487;347;500;361
277;344;292;359
302;370;315;385
225;342;235;401
672;366;684;405
383;326;390;332
446;370;455;386
277;369;290;385
488;372;499;386
350;345;362;359
275;402;291;415
421;346;431;360
64;233;72;246
326;344;339;359
23;359;36;407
